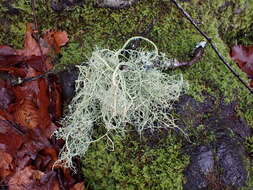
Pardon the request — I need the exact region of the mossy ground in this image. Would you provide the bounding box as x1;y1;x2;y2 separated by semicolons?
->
1;0;253;189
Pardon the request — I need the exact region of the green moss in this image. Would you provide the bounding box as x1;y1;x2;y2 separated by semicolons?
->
58;42;86;66
82;133;189;190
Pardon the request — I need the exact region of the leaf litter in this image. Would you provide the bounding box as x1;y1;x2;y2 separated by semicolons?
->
0;23;84;190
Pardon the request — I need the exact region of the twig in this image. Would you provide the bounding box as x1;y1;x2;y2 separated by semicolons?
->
170;0;253;94
56;169;67;190
11;70;54;86
0;119;26;135
31;0;46;65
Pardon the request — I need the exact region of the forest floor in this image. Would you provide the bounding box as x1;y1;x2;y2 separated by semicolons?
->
1;0;253;189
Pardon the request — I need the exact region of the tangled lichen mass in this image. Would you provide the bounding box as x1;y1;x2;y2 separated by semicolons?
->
54;37;188;169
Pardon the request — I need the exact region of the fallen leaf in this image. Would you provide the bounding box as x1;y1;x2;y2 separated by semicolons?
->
1;23;68;71
0;151;13;179
70;182;85;190
43;30;69;53
8;166;60;190
0;115;24;154
16;23;43;58
15;98;40;129
230;45;253;86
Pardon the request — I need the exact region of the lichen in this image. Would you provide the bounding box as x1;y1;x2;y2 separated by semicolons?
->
54;37;188;169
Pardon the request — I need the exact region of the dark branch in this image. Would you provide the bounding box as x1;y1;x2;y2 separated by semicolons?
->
0;119;26;135
170;0;253;94
11;70;54;86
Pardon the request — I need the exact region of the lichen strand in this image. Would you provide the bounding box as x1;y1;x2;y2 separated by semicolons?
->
1;0;253;189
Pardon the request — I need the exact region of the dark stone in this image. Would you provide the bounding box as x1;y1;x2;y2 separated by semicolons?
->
51;0;84;12
176;95;250;190
0;86;15;109
184;146;214;190
216;138;247;187
58;67;78;104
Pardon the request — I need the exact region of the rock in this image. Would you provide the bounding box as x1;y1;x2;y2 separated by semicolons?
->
51;0;84;12
176;95;251;190
58;67;78;104
184;146;214;190
216;137;247;187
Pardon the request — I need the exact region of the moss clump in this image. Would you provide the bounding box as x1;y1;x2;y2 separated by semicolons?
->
82;133;189;190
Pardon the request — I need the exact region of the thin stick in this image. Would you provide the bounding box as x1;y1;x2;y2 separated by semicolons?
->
12;70;53;86
31;0;46;64
0;119;26;135
170;0;253;94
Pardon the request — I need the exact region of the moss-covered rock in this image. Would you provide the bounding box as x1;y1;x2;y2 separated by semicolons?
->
1;0;253;189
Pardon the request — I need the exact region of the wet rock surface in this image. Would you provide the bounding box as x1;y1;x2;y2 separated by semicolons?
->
176;95;251;190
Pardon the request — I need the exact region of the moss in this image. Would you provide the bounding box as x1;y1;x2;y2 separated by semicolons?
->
82;133;189;190
58;42;86;67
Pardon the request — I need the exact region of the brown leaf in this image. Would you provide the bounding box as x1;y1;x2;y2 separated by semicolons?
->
8;166;60;190
0;46;17;56
0;115;24;154
230;45;253;85
0;46;24;66
8;166;39;190
15;98;40;129
1;23;68;71
53;31;69;50
0;151;13;179
70;182;85;190
43;31;69;53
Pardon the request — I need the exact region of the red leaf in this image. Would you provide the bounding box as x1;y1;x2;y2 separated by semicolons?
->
0;46;17;56
70;182;85;190
43;31;69;53
8;166;60;190
0;151;14;179
230;45;253;78
14;98;40;129
0;115;24;156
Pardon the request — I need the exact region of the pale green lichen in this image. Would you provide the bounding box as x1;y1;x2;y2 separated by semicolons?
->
54;37;188;169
